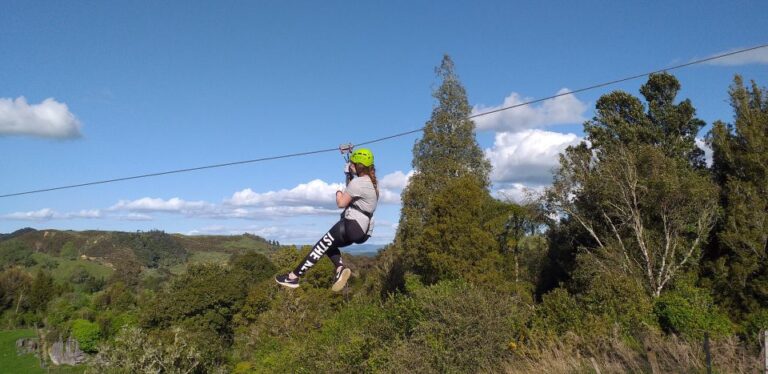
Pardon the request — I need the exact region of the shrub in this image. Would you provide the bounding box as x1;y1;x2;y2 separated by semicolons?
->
72;318;101;353
93;326;228;373
741;308;768;346
530;288;585;337
654;284;733;340
374;280;526;373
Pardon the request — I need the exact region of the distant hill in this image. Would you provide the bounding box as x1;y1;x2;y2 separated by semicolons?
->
0;228;281;271
345;243;386;257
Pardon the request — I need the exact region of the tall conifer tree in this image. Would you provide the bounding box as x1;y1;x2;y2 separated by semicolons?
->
706;76;768;317
394;55;494;284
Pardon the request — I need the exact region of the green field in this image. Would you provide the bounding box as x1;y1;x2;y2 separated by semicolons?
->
0;329;40;373
30;253;114;283
0;329;87;374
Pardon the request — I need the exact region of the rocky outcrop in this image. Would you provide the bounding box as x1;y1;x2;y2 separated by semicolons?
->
49;338;86;365
16;337;39;355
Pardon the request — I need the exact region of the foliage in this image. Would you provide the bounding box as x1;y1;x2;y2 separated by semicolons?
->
94;282;136;312
653;284;734;341
71;319;101;353
530;288;586;337
374;280;525;373
92;326;227;374
0;240;36;268
60;241;79;260
141;262;256;342
394;55;495;286
545;73;717;297
114;230;188;268
0;267;32;312
741;308;768;346
704;76;768;318
229;251;277;284
28;270;57;312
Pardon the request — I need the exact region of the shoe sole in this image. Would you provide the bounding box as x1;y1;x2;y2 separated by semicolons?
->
275;278;299;289
331;268;351;292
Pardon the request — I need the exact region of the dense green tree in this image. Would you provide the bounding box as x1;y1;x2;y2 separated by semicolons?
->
0;267;32;312
141;263;248;342
228;251;276;284
27;270;56;312
115;230;188;268
545;73;716;297
393;55;493;285
704;76;768;317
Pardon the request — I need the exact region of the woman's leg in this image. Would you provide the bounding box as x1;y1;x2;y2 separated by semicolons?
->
292;220;351;277
326;220;365;269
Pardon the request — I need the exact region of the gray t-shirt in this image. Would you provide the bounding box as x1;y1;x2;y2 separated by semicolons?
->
343;175;377;235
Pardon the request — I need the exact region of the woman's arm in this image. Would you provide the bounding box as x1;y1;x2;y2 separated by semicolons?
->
336;190;353;208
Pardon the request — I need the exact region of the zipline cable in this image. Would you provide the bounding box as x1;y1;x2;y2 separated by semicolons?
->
2;43;767;199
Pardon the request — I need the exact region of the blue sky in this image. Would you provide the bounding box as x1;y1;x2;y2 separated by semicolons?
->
1;1;766;245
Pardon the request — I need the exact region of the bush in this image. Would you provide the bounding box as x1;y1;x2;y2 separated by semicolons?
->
741;308;768;346
374;280;526;373
654;284;733;340
530;288;586;337
71;318;101;353
93;326;227;373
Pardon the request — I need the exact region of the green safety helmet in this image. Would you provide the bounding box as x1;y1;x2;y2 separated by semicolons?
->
350;148;374;167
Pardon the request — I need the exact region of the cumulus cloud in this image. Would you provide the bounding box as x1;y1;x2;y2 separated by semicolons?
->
486;129;582;185
379;170;413;190
472;89;587;132
0;97;82;138
378;170;413;204
703;47;768;66
227;179;343;207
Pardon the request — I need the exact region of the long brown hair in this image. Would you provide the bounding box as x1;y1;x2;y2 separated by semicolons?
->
354;163;379;199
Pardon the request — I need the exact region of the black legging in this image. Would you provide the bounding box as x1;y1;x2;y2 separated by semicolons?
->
293;219;367;276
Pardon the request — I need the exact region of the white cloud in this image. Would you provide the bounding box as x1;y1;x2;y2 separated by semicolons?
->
486;129;582;185
704;47;768;66
2;208;102;221
110;197;213;213
227;179;343;208
377;170;413;204
379;170;413;190
3;208;57;221
472;89;587;132
0;97;82;138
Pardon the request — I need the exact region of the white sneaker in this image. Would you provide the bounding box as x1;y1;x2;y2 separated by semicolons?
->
331;267;351;292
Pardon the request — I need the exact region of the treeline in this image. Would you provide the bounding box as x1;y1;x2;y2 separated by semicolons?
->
1;56;766;372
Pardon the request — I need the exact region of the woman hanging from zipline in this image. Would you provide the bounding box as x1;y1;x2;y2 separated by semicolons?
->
275;148;378;291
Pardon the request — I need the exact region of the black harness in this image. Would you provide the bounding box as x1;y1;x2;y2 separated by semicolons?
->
340;200;373;244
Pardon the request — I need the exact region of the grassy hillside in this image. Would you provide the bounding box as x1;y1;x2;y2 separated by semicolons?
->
1;228;280;270
29;253;114;283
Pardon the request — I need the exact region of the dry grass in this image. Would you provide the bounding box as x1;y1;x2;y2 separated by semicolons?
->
504;332;761;374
